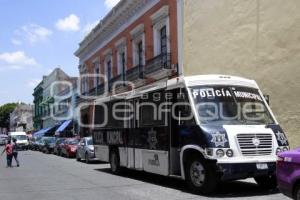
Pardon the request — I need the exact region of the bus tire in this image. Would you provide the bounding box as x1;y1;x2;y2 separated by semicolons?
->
185;155;218;194
254;175;277;189
110;149;121;174
294;183;300;200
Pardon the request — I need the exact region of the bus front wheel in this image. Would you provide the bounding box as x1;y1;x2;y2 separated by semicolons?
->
254;175;277;189
185;155;218;194
110;149;121;174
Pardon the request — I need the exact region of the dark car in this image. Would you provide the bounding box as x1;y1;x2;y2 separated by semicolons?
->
53;138;65;156
42;137;56;154
61;138;79;158
277;148;300;200
37;137;47;151
0;134;8;146
31;137;42;151
76;137;99;163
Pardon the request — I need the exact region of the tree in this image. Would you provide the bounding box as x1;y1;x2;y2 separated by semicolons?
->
0;103;17;129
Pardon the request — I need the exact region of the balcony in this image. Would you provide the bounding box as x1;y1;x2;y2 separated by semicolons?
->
89;84;105;96
109;74;123;90
145;53;173;78
126;65;144;82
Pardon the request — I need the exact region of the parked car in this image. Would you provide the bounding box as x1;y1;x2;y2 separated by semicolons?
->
8;132;29;150
30;137;42;151
277;148;300;200
61;138;79;158
37;137;47;151
42;137;56;154
0;134;8;145
53;138;65;155
76;137;99;163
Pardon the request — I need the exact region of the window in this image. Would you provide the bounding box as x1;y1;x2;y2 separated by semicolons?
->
160;26;167;55
115;38;126;79
103;50;113;82
106;60;112;81
93;61;100;87
140;90;167;127
80;65;89;94
151;6;170;57
116;47;126;81
131;24;145;67
121;52;126;81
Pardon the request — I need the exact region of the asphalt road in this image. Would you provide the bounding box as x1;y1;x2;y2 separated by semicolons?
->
0;148;289;200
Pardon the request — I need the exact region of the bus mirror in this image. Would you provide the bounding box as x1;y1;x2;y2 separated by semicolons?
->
264;94;270;105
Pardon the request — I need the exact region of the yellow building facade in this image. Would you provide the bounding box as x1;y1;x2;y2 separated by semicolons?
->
181;0;300;147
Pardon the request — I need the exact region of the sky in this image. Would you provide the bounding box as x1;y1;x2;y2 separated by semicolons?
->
0;0;121;106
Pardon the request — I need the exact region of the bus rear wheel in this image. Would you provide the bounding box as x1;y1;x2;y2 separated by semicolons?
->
185;155;218;194
110;149;121;174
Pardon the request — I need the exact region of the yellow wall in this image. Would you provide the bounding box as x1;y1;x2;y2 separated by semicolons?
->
183;0;300;148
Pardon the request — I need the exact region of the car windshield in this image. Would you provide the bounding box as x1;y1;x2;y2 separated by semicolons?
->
87;138;93;145
14;135;27;140
189;85;275;125
67;139;79;145
56;139;65;144
44;137;56;143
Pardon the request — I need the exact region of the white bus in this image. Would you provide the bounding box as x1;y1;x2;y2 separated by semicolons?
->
92;75;289;194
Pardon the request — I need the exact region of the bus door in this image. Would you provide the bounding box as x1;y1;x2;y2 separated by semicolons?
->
169;88;182;176
127;98;135;169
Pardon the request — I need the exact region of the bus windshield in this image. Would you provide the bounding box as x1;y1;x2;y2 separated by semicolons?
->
189;86;275;125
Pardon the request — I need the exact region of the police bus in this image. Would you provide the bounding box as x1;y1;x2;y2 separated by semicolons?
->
92;75;289;194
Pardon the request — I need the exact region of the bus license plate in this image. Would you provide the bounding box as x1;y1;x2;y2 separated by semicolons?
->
256;163;268;170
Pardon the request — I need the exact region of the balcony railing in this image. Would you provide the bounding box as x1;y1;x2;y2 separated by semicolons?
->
89;84;105;96
145;53;171;75
109;74;123;91
126;65;144;82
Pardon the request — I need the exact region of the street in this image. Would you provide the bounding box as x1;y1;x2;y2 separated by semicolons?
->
0;148;289;200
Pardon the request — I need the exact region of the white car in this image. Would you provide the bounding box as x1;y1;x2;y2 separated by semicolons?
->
8;132;29;150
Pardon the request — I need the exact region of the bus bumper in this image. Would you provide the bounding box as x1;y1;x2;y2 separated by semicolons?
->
216;162;276;181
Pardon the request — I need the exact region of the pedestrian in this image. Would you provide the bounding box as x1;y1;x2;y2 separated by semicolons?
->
12;138;20;167
1;140;13;168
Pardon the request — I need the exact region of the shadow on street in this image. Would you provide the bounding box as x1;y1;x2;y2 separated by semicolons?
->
95;167;280;198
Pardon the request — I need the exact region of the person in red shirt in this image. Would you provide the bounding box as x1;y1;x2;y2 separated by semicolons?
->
1;140;13;168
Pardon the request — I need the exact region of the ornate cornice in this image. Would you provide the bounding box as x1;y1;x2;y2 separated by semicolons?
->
75;0;159;62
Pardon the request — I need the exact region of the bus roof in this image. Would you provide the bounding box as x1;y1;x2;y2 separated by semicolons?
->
181;75;259;89
94;75;260;103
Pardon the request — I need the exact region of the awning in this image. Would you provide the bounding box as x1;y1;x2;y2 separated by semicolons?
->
55;120;72;135
33;127;52;137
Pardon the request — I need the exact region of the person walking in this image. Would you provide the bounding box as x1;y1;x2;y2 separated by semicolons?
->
12;138;20;167
1;140;13;168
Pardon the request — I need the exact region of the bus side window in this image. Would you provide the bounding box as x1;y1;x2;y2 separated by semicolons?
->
176;88;196;126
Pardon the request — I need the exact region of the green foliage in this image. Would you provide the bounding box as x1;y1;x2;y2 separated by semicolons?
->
0;103;17;128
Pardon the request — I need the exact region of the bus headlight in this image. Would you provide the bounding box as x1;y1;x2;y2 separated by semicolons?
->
282;146;289;151
276;147;282;154
226;149;234;157
216;149;225;158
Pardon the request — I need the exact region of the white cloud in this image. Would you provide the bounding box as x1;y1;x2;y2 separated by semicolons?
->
56;14;80;31
82;21;99;35
15;24;52;44
27;78;41;88
11;38;22;46
104;0;121;9
0;51;38;70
